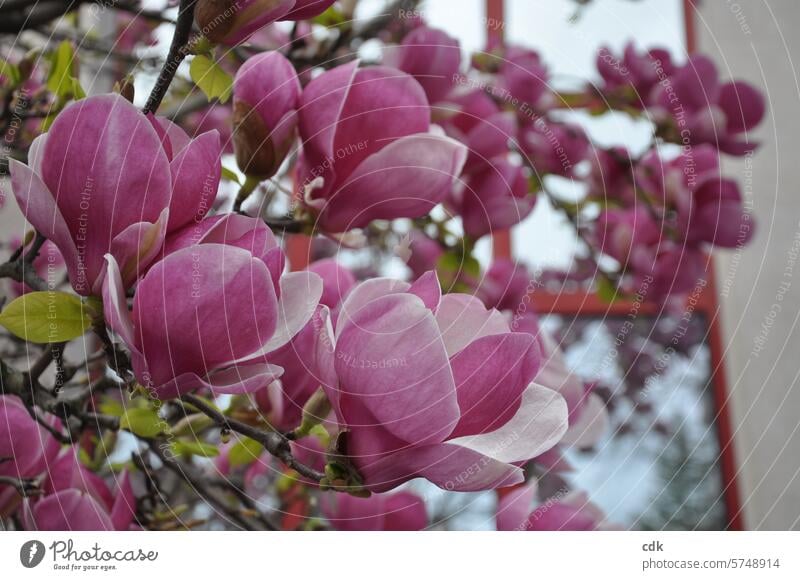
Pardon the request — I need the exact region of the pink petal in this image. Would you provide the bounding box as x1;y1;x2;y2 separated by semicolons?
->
335;293;459;446
435;293;510;357
449;333;540;438
8;159;81;291
407;270;442;311
167;130;221;232
107;208;169;292
448;382;568;464
496;482;537;531
133;245;278;387
320;132;467;232
357;442;524;492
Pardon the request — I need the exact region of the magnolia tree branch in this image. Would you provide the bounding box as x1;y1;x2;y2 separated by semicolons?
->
0;232;48;292
181;393;326;483
142;0;197;115
146;438;276;531
0;475;41;498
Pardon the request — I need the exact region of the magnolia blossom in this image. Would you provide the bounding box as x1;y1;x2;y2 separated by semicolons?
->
299;62;467;232
233;52;301;177
256;258;356;430
10;94;221;295
478;259;532;312
314;272;568;492
440;90;517;175
454;158;536;240
195;0;336;45
0;396;59;515
496;482;612;531
651;55;765;156
384;26;462;104
596;42;675;108
23;452;135;531
102;230;322;399
498;46;551;112
521;121;589;178
323;490;428;531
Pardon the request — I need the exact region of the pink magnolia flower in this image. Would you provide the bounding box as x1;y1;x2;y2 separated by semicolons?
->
10;94;221;295
439;90;517;175
635;145;754;249
314;272;568;492
298;62;467;232
596;42;674;108
454;157;536;240
163;213;285;287
195;0;336;45
256;258;356;430
595;208;661;270
586;146;637;204
521;120;589;178
23;452;135;531
498;46;551;112
323;490;428;531
478;259;532;312
651;55;766;156
102;238;322;399
384;26;462;104
0;396;60;515
233;52;301;178
496;482;612;531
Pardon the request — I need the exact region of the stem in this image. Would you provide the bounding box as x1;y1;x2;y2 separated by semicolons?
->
142;0;197;115
181;394;326;483
233;175;261;213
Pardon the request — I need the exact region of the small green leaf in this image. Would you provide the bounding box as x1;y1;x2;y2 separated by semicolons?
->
190;55;233;103
47;41;83;98
172;439;220;458
221;166;242;185
98;398;126;418
0;291;93;343
227;437;262;467
596;275;620;304
120;408;164;438
0;59;21;86
313;6;347;27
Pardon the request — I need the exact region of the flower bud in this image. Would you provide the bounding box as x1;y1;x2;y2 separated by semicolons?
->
196;0;336;46
233;52;301;178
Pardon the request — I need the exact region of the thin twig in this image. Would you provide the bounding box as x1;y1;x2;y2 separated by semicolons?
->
142;0;197;115
181;394;325;482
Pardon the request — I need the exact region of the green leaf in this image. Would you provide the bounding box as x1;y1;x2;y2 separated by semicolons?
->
190;55;233;103
227;437;262;467
47;41;83;98
172;439;220;458
221;166;242;185
98;398;126;418
120;408;164;438
596;275;620;304
313;6;347;27
0;59;21;86
0;291;93;343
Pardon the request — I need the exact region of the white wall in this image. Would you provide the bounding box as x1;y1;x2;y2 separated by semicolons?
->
699;0;800;530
